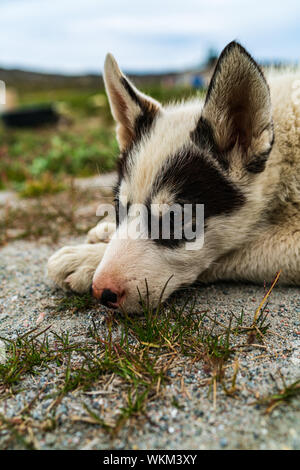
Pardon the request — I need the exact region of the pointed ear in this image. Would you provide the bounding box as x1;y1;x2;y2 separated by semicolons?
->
104;53;161;152
199;42;273;171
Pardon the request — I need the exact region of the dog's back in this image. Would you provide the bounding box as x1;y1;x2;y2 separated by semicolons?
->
258;70;300;221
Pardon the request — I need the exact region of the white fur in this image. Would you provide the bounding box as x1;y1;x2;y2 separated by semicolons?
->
86;221;116;244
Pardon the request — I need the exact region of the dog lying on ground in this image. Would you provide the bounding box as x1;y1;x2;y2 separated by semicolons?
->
47;41;300;312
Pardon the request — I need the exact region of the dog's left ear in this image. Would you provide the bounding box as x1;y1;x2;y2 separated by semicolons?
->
104;54;161;152
196;42;273;172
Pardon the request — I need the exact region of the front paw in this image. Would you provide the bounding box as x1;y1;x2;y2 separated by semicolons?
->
86;221;116;244
47;243;107;293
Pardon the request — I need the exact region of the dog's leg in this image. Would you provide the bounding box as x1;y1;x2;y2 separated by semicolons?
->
198;225;300;286
47;243;107;293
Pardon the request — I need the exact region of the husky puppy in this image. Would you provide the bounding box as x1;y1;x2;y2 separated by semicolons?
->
47;41;300;312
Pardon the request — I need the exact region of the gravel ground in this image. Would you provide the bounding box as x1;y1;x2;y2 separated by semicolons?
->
0;238;300;450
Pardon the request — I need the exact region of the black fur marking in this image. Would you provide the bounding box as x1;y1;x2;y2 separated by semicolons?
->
113;159;126;227
246;152;269;173
246;128;274;173
113;147;130;206
134;108;157;142
114;76;158;183
191;116;217;151
113;171;132;227
120;76;158;142
150;147;245;248
120;77;141;107
191;116;229;171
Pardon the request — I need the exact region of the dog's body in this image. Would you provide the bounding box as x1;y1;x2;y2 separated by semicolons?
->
48;42;300;311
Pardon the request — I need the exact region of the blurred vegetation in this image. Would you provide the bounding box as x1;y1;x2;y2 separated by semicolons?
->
0;83;201;195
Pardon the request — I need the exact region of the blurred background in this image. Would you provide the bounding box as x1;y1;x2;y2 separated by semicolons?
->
0;0;299;198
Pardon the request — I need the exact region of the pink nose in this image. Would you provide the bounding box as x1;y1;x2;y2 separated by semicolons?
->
92;283;125;309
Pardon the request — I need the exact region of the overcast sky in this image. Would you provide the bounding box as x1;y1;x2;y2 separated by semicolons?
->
0;0;299;74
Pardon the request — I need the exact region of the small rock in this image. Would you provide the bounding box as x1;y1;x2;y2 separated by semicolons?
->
219;438;228;448
45;434;56;445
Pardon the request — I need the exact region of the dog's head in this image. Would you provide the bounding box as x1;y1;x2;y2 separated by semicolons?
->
92;41;274;312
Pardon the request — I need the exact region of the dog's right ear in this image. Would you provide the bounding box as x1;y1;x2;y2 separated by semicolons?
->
104;54;161;152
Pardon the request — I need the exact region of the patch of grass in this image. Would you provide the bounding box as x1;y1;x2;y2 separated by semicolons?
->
0;275;282;447
55;293;96;314
0;122;118;191
26;128;118;178
0;326;82;392
0;84;198;191
0;297;234;441
253;372;300;414
18;173;67;198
